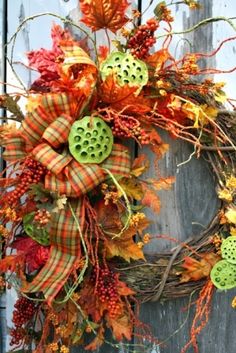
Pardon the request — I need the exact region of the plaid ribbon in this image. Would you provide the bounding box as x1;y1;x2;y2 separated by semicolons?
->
2;44;131;304
24;198;85;305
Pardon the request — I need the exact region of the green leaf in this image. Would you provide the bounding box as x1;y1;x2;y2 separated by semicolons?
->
29;183;51;203
154;1;166;19
130;204;144;211
23;213;50;246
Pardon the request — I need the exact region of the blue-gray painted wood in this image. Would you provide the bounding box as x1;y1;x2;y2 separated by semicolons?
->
139;1;236;353
0;0;7;352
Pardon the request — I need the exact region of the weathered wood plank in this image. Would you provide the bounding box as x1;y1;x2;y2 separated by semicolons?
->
138;1;236;353
0;1;7;352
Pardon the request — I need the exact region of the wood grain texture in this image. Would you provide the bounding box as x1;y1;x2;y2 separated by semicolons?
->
0;1;7;352
139;2;236;353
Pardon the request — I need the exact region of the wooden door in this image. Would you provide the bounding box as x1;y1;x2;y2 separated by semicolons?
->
1;1;236;352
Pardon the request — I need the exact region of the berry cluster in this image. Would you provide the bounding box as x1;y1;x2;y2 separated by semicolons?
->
112;118;150;144
127;19;159;59
9;327;27;347
8;157;47;205
93;267;122;318
0;275;5;291
10;296;37;346
34;208;51;226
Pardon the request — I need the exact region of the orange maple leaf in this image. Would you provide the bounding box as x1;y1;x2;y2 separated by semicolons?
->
131;154;150;177
105;218;149;262
95;200;148;261
80;0;130;33
149;129;169;158
140;183;161;214
0;255;25;273
106;312;133;341
146;176;175;191
117;278;136;296
178;253;220;283
145;48;172;71
99;75;151;114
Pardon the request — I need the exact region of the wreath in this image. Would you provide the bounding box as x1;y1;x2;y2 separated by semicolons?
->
1;1;236;352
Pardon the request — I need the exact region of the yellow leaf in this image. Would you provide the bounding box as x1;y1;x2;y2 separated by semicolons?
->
226;175;236;189
182;101;218;127
214;89;227;103
225;206;236;224
26;94;42;113
119;177;144;200
230;227;236;236
217;188;233;203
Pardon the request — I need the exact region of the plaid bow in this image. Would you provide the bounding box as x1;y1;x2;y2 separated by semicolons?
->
2;45;131;304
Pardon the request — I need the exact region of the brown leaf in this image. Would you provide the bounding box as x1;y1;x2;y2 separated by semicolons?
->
80;0;130;33
178;253;220;283
85;326;105;351
95;200;123;234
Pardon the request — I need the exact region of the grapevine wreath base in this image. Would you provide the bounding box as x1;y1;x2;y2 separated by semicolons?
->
1;1;236;353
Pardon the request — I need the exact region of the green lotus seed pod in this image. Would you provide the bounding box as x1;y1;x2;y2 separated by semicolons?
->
100;51;148;88
221;236;236;264
210;259;236;290
68;116;113;164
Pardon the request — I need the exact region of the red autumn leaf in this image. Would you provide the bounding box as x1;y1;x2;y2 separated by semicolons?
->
12;237;49;272
141;183;161;214
106;312;133;341
27;24;72;90
98;45;109;63
99;75;151;114
80;0;130;33
178;253;220;283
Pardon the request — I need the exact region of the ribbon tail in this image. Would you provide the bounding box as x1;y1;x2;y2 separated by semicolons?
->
24;198;85;305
